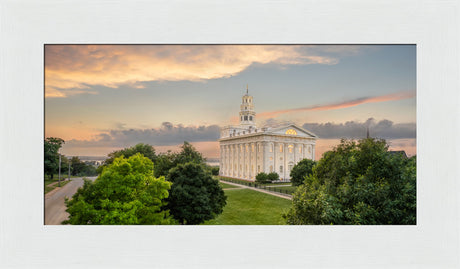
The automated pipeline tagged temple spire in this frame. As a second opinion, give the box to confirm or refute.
[366,126,370,138]
[246,84,248,95]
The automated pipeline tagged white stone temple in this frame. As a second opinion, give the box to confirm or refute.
[218,86,318,182]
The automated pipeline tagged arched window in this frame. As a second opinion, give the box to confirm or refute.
[270,144,273,152]
[244,116,248,121]
[251,144,254,152]
[288,145,293,153]
[285,129,297,135]
[257,165,260,173]
[279,144,283,153]
[269,165,273,172]
[299,147,302,154]
[279,166,283,173]
[249,116,253,121]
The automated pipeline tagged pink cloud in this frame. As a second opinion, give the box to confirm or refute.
[257,90,416,118]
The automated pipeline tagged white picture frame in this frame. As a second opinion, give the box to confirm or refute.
[1,0,459,268]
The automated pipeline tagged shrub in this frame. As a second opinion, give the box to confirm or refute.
[255,172,269,184]
[267,172,279,183]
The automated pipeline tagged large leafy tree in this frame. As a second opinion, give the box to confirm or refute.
[44,137,65,179]
[104,143,157,166]
[63,154,173,225]
[97,143,157,174]
[285,138,416,225]
[154,141,206,177]
[166,162,226,224]
[289,158,316,186]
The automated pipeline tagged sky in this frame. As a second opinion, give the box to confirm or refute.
[44,45,416,159]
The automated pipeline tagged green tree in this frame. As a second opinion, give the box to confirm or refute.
[166,162,226,224]
[255,172,269,184]
[267,172,279,183]
[210,166,219,176]
[44,137,65,179]
[154,141,206,177]
[289,158,316,186]
[70,156,86,176]
[63,154,173,225]
[285,138,416,225]
[69,156,98,176]
[102,143,157,166]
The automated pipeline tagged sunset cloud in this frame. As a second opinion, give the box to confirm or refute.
[257,90,416,118]
[63,122,220,149]
[45,45,344,98]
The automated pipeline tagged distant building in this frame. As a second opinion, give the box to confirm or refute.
[218,87,317,182]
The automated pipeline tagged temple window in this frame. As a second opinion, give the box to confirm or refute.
[279,144,283,153]
[280,166,283,173]
[288,145,293,153]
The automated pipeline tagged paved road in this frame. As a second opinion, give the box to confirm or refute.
[44,176,97,225]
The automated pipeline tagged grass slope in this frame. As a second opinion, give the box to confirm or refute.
[204,189,292,225]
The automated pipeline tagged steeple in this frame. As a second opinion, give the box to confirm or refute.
[239,85,256,127]
[366,126,370,138]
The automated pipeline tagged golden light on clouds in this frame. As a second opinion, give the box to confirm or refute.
[257,90,416,118]
[45,45,339,98]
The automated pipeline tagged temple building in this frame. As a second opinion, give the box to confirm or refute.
[218,87,318,182]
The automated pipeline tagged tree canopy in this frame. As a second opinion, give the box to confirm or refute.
[255,172,269,184]
[166,162,226,224]
[104,143,157,166]
[70,156,98,176]
[64,154,173,225]
[289,158,316,186]
[154,141,206,177]
[285,138,416,225]
[44,137,65,179]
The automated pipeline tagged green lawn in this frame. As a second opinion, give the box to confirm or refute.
[264,185,298,194]
[44,179,70,194]
[203,188,292,225]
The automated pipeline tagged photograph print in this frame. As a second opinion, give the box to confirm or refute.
[44,44,416,225]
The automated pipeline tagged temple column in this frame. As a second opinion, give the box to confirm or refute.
[312,143,316,161]
[284,142,287,181]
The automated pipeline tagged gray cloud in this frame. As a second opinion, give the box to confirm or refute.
[302,118,416,139]
[66,122,220,148]
[64,118,415,152]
